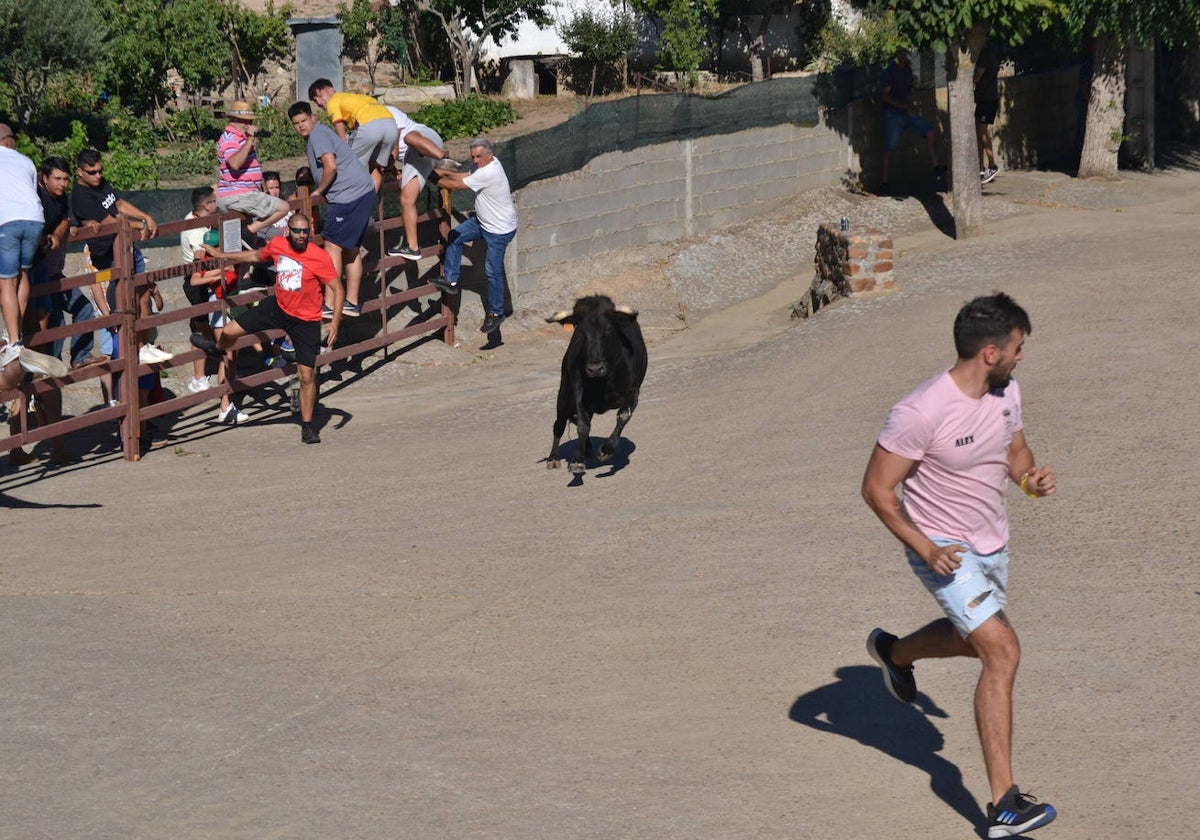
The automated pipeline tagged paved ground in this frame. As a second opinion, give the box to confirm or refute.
[2,162,1197,839]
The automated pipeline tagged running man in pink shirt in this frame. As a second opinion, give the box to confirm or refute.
[860,293,1058,839]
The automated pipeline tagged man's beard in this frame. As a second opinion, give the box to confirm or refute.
[289,236,308,252]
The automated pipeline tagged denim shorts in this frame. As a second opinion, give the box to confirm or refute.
[883,110,933,152]
[906,537,1009,637]
[0,219,44,278]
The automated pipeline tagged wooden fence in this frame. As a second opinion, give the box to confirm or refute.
[1,180,456,461]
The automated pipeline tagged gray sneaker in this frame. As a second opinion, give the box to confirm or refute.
[867,628,917,703]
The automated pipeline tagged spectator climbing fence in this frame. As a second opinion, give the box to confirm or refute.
[1,180,456,462]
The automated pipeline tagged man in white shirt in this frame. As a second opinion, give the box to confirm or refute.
[0,123,47,369]
[426,136,518,335]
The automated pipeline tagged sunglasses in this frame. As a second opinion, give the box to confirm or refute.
[80,166,103,175]
[289,227,311,234]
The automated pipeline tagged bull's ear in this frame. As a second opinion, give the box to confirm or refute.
[545,310,574,324]
[614,305,639,319]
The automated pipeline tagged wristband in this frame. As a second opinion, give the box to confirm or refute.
[1019,472,1039,499]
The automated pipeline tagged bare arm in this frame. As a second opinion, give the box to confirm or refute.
[114,198,157,239]
[225,130,257,173]
[311,152,337,199]
[861,444,966,575]
[1007,429,1056,497]
[433,170,469,191]
[200,244,265,265]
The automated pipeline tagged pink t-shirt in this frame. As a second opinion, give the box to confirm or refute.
[878,371,1024,554]
[217,124,263,196]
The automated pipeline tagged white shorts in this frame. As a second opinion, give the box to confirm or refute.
[401,126,444,190]
[906,537,1009,637]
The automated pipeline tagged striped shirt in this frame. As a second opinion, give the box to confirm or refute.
[216,124,262,196]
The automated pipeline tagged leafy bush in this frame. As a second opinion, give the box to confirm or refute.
[157,143,217,182]
[253,103,308,160]
[160,106,221,143]
[808,9,906,73]
[412,95,517,141]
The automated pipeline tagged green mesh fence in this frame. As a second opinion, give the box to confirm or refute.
[496,76,825,192]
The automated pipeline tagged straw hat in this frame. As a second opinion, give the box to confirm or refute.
[225,100,257,120]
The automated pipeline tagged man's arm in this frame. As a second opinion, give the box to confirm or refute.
[1007,430,1055,497]
[200,244,265,264]
[861,443,965,575]
[432,169,469,191]
[224,129,258,172]
[114,198,157,239]
[311,152,338,199]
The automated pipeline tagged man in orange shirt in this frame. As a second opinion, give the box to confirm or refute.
[190,213,344,444]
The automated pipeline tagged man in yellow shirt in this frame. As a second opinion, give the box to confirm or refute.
[308,79,397,191]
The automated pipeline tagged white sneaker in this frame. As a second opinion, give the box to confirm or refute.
[17,345,69,378]
[187,376,212,393]
[139,344,175,364]
[217,404,250,424]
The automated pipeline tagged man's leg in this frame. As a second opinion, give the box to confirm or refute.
[324,241,344,311]
[443,216,480,284]
[480,228,515,316]
[63,286,96,365]
[1,276,20,345]
[297,363,317,424]
[965,612,1020,806]
[343,246,363,307]
[400,177,424,252]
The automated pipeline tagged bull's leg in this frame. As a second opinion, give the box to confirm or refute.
[599,396,638,462]
[547,412,569,469]
[570,410,592,475]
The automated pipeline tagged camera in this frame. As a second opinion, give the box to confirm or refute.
[253,129,273,139]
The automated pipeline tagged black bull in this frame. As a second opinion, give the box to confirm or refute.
[546,295,648,473]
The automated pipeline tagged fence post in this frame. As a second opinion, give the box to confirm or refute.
[439,186,455,346]
[113,220,143,459]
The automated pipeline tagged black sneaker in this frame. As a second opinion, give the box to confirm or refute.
[866,628,917,703]
[387,243,422,260]
[301,425,321,445]
[987,786,1056,838]
[981,166,999,185]
[428,275,460,295]
[480,312,506,334]
[189,332,223,360]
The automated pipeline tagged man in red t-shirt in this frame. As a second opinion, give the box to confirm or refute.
[190,213,343,444]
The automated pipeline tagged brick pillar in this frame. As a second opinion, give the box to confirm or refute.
[796,223,896,319]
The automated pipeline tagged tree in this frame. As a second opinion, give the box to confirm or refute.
[402,0,554,96]
[873,0,1054,238]
[719,0,808,81]
[339,0,409,91]
[1064,0,1200,179]
[0,0,107,127]
[164,0,233,99]
[225,0,294,101]
[630,0,720,84]
[558,5,638,97]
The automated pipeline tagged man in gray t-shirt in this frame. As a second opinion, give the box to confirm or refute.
[287,101,377,319]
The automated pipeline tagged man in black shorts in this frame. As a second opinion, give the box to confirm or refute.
[190,213,343,444]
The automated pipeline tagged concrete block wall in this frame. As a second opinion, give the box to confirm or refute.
[511,118,846,300]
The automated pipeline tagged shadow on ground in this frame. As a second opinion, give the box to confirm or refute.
[789,665,987,836]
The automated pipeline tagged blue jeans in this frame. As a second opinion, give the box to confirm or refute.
[442,216,515,316]
[30,260,97,365]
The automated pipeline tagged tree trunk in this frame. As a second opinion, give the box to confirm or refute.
[1078,33,1126,180]
[948,27,987,239]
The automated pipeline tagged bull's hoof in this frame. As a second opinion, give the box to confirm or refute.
[597,447,613,463]
[547,459,560,469]
[568,461,586,476]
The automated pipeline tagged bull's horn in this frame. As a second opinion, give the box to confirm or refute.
[614,305,638,316]
[546,309,573,323]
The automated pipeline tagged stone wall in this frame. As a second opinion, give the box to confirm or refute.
[510,118,847,299]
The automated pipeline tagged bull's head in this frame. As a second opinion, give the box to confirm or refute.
[546,295,639,379]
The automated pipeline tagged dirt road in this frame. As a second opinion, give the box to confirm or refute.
[2,164,1196,839]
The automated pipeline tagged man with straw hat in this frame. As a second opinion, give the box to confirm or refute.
[215,100,290,239]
